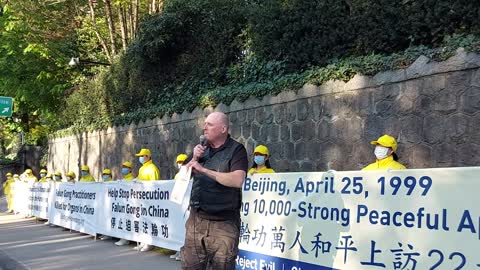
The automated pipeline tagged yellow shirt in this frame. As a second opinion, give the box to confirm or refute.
[123,173,135,181]
[138,160,160,181]
[248,167,276,175]
[3,178,14,194]
[79,174,96,182]
[362,156,407,171]
[39,177,48,182]
[24,176,38,183]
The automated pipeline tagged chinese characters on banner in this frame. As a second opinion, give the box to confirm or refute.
[238,168,480,270]
[98,180,191,251]
[8,168,480,269]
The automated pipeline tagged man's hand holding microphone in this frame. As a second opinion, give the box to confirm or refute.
[187,135,208,174]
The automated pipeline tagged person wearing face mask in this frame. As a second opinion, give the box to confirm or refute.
[114,162,136,247]
[39,169,48,182]
[114,163,134,247]
[362,134,406,171]
[54,171,63,182]
[101,168,113,182]
[135,148,160,181]
[100,168,115,240]
[133,148,160,252]
[66,171,76,182]
[45,174,53,182]
[120,161,135,181]
[79,165,96,182]
[173,154,188,181]
[168,153,189,261]
[248,145,275,175]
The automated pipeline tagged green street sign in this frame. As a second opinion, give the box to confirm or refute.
[0,96,13,117]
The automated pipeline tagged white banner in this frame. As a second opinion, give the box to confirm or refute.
[97,180,191,250]
[28,182,53,219]
[170,167,192,205]
[8,167,480,268]
[48,182,101,235]
[10,181,31,217]
[237,168,480,270]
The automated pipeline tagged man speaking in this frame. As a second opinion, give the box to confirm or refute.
[183,112,248,270]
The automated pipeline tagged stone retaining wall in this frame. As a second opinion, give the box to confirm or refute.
[48,49,480,180]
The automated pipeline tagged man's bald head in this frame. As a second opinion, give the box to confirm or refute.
[207,112,229,130]
[204,112,230,146]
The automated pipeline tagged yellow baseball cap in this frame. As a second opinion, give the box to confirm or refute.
[66,171,76,178]
[6,172,12,177]
[122,161,132,168]
[40,169,47,173]
[25,169,33,174]
[54,171,62,177]
[370,134,398,152]
[176,154,188,163]
[135,148,151,157]
[254,145,269,156]
[81,165,89,171]
[102,169,112,175]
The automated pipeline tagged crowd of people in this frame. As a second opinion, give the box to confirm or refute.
[1,111,406,270]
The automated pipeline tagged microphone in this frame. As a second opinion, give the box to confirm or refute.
[195,135,208,162]
[199,135,207,146]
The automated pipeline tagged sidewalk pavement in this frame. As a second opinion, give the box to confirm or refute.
[0,197,182,270]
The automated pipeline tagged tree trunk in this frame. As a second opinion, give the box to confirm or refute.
[119,6,128,50]
[133,0,138,35]
[152,0,157,13]
[158,0,164,13]
[88,0,111,61]
[128,2,134,39]
[103,0,117,55]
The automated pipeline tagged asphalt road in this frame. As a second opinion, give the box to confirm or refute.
[0,197,182,270]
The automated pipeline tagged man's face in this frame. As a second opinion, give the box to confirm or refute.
[203,114,224,142]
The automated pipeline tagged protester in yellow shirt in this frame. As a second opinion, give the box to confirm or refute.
[66,171,76,182]
[173,153,188,181]
[23,169,38,183]
[101,168,113,182]
[362,134,407,171]
[3,172,14,213]
[114,162,135,247]
[169,153,189,260]
[54,171,63,182]
[135,148,160,181]
[248,145,275,175]
[120,161,135,181]
[133,148,160,252]
[39,169,48,182]
[99,168,115,240]
[79,165,96,182]
[98,168,115,240]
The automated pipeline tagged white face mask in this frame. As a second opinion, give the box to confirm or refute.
[374,146,390,160]
[177,163,183,169]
